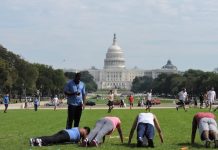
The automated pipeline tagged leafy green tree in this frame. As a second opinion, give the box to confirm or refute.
[131,76,153,93]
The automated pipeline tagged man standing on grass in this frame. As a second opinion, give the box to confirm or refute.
[191,112,218,148]
[64,72,86,129]
[128,112,163,148]
[107,90,114,113]
[145,89,152,112]
[176,88,188,112]
[33,95,39,111]
[3,93,9,113]
[207,87,216,112]
[53,95,59,111]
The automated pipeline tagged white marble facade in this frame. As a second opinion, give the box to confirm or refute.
[87,34,178,90]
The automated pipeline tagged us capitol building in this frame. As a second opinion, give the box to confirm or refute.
[67,34,178,90]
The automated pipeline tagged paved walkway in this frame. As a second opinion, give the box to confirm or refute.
[0,101,183,110]
[0,101,216,110]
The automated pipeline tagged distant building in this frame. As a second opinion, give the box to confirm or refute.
[66,34,178,90]
[214,68,218,73]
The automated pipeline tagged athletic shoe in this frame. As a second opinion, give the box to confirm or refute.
[205,140,211,148]
[148,139,154,148]
[36,138,42,147]
[29,138,35,147]
[81,138,88,147]
[214,139,218,148]
[89,139,98,147]
[137,137,143,147]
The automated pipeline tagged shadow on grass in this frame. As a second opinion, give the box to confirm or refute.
[111,143,150,148]
[111,143,135,147]
[177,142,205,149]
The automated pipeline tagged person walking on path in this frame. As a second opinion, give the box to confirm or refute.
[53,95,59,111]
[199,92,204,109]
[3,93,9,113]
[145,89,152,112]
[128,112,163,148]
[107,90,114,113]
[129,94,134,109]
[64,72,86,129]
[33,95,39,111]
[207,87,216,112]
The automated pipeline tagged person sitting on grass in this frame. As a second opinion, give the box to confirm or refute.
[29,127,90,147]
[191,112,218,148]
[128,112,163,148]
[81,116,123,147]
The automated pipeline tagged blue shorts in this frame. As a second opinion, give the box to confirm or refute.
[137,123,155,140]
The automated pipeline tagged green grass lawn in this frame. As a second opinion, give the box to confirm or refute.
[0,108,217,150]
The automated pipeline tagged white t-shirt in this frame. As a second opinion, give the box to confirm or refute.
[108,93,114,101]
[147,92,152,101]
[53,97,59,104]
[207,90,216,101]
[178,91,187,101]
[137,113,154,126]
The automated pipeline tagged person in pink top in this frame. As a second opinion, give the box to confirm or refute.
[81,116,123,147]
[129,94,134,110]
[191,112,218,148]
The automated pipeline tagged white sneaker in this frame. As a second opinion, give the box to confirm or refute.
[36,138,42,147]
[29,138,35,147]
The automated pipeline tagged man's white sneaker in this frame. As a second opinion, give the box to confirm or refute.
[29,138,35,147]
[36,138,42,147]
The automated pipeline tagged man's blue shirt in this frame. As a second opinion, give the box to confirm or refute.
[65,127,80,142]
[3,96,9,104]
[64,80,85,106]
[34,98,39,105]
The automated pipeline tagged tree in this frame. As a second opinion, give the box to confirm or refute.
[131,76,153,93]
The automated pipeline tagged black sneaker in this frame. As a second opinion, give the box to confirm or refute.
[214,140,218,148]
[137,137,143,147]
[148,139,154,148]
[205,140,211,148]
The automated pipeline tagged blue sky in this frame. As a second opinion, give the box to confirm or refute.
[1,0,218,71]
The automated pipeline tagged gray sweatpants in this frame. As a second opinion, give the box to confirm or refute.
[87,118,114,144]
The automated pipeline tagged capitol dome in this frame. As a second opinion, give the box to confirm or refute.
[162,60,177,70]
[104,34,125,69]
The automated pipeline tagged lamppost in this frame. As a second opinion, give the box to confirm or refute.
[39,85,43,105]
[22,83,26,102]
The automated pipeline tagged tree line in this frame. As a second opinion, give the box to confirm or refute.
[131,69,218,97]
[0,45,97,99]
